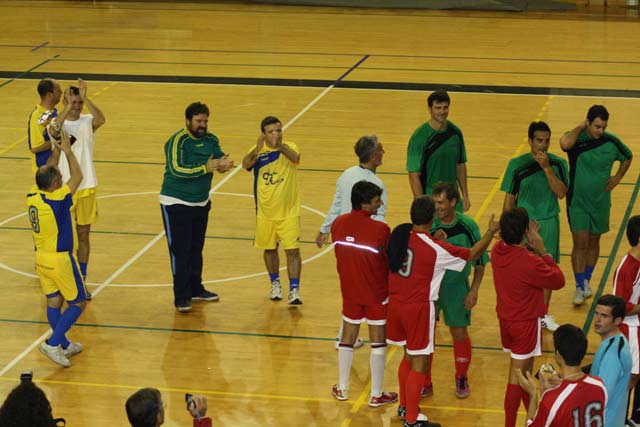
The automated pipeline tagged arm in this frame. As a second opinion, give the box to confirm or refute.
[242,135,264,170]
[47,90,74,141]
[188,395,212,427]
[317,180,344,246]
[468,215,499,261]
[516,369,540,425]
[533,153,568,198]
[277,142,300,164]
[503,193,516,212]
[560,122,587,151]
[527,222,565,290]
[464,264,484,310]
[408,172,424,198]
[456,163,471,211]
[58,131,83,193]
[606,158,632,192]
[77,80,106,131]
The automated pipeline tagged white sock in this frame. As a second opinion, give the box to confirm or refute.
[338,346,354,390]
[370,343,387,397]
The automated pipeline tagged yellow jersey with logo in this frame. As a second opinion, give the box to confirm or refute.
[248,141,300,220]
[28,104,57,173]
[26,184,77,253]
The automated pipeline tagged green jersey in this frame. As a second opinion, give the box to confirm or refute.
[500,152,569,220]
[431,212,488,285]
[160,129,225,203]
[406,120,467,196]
[564,130,632,211]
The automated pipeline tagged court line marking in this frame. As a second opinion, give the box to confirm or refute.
[0,136,26,155]
[0,54,59,88]
[0,55,369,377]
[582,171,640,333]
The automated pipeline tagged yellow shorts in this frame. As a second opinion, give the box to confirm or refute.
[35,251,88,303]
[72,188,98,226]
[254,216,300,250]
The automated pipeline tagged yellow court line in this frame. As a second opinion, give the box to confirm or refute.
[0,136,26,155]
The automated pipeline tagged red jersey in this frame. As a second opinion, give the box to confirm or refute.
[331,209,391,304]
[613,253,640,327]
[491,240,565,321]
[528,375,607,427]
[389,230,469,303]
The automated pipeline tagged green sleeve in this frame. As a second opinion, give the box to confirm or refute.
[406,127,425,172]
[458,130,467,164]
[165,135,207,178]
[500,159,516,194]
[612,135,633,161]
[557,158,570,186]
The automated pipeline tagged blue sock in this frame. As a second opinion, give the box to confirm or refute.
[585,266,595,283]
[574,272,586,290]
[80,262,88,279]
[46,306,61,329]
[290,278,300,291]
[269,273,280,284]
[48,305,82,347]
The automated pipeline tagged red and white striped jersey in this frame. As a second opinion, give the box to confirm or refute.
[613,253,640,327]
[388,230,469,303]
[331,210,391,305]
[528,375,607,427]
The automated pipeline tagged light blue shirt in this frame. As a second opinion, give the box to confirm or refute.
[319,165,387,234]
[591,333,632,427]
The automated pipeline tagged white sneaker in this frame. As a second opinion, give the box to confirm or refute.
[270,281,282,301]
[288,288,302,305]
[63,342,83,358]
[541,314,559,331]
[39,341,71,368]
[335,337,366,350]
[584,283,593,298]
[573,288,586,306]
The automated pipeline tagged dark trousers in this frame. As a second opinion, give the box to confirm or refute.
[160,202,210,306]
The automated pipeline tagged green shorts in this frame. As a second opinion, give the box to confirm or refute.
[568,204,609,235]
[436,280,471,327]
[536,216,560,263]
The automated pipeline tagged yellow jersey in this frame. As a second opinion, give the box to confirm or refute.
[249,141,300,220]
[26,184,77,253]
[28,104,56,173]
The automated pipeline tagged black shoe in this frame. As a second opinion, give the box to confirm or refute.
[192,290,219,301]
[176,301,192,312]
[85,291,92,300]
[397,406,406,418]
[403,418,441,427]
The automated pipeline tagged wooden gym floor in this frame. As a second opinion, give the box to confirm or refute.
[0,1,639,425]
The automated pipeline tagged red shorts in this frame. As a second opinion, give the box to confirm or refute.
[342,299,387,326]
[499,317,542,359]
[620,323,640,374]
[386,300,436,356]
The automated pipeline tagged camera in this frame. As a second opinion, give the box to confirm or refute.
[20,371,33,384]
[185,393,194,411]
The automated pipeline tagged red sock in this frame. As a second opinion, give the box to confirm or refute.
[398,357,411,406]
[453,337,472,377]
[424,352,433,387]
[504,383,525,427]
[406,370,426,423]
[522,389,530,411]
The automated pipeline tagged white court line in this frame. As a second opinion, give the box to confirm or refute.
[0,78,339,376]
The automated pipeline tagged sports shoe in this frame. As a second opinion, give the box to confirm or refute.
[288,288,302,305]
[39,341,70,368]
[398,405,407,418]
[335,337,365,350]
[627,419,640,427]
[332,384,348,401]
[420,384,433,398]
[63,342,83,358]
[541,314,559,332]
[270,281,283,301]
[176,301,192,312]
[403,414,441,427]
[369,391,398,407]
[192,290,219,301]
[85,291,92,300]
[455,376,470,399]
[573,288,585,306]
[584,283,593,298]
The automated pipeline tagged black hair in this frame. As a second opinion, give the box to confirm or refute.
[185,102,209,120]
[35,166,60,190]
[432,181,459,204]
[0,381,60,427]
[260,116,281,133]
[627,215,640,247]
[125,388,162,427]
[499,207,529,245]
[528,121,551,140]
[351,181,382,211]
[587,105,609,123]
[68,86,80,96]
[411,196,435,226]
[597,294,627,321]
[354,135,378,164]
[553,324,587,366]
[427,90,450,107]
[37,79,56,99]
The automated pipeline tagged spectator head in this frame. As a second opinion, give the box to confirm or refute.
[125,388,164,427]
[553,324,588,367]
[499,207,529,245]
[185,102,209,138]
[0,380,63,427]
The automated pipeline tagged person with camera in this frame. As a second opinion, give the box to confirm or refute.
[125,388,211,427]
[0,372,66,427]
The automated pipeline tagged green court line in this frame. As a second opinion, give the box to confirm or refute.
[582,172,640,334]
[0,55,59,88]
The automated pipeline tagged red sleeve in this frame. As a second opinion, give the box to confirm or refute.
[613,264,633,301]
[527,254,565,291]
[193,417,212,427]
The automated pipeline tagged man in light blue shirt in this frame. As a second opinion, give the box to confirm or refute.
[315,135,387,349]
[591,294,632,427]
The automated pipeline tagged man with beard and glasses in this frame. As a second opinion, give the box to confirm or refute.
[160,102,234,312]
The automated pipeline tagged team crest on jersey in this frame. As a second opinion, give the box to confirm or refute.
[37,110,55,125]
